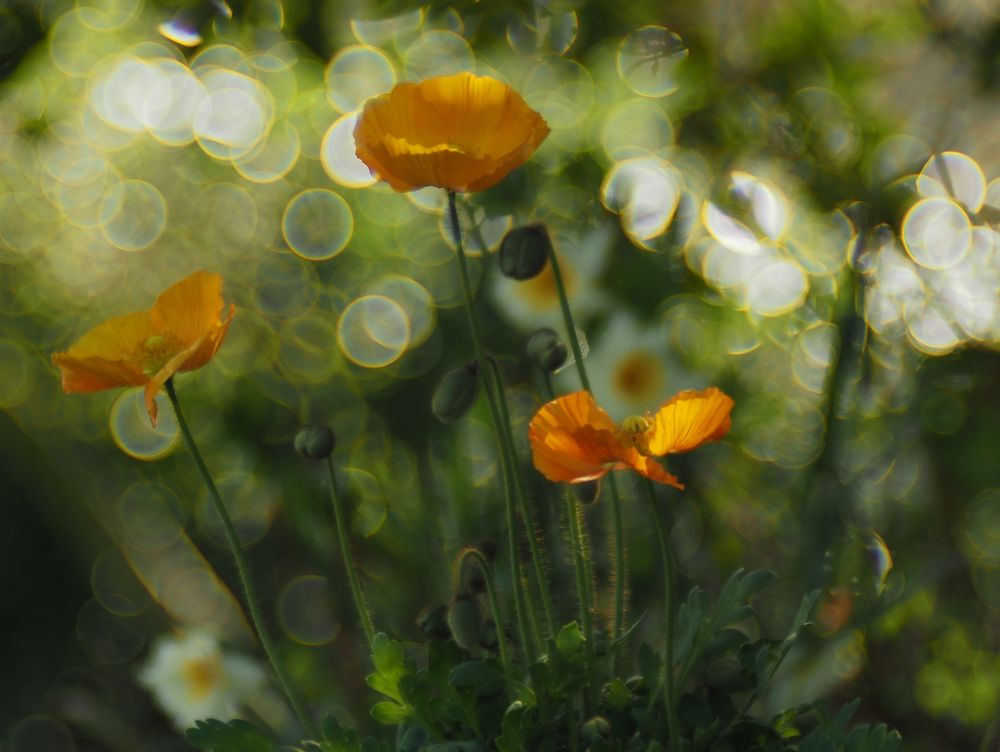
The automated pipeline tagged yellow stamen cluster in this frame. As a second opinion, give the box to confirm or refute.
[620,414,653,455]
[132,333,183,376]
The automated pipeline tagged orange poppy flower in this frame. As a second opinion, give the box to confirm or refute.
[52,271,235,426]
[354,72,550,193]
[529,388,734,488]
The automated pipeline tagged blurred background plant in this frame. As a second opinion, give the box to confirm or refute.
[0,0,998,750]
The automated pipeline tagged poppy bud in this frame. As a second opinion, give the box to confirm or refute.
[581,716,610,743]
[416,604,451,641]
[706,655,742,691]
[499,224,552,280]
[431,362,479,423]
[294,425,335,460]
[526,328,568,374]
[447,596,483,651]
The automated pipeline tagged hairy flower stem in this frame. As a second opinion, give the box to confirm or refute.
[457,548,513,679]
[642,479,679,751]
[484,355,557,639]
[447,190,536,659]
[164,379,317,739]
[325,457,376,652]
[548,249,628,671]
[564,490,597,714]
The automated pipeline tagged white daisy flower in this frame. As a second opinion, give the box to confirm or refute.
[557,311,701,422]
[138,630,266,731]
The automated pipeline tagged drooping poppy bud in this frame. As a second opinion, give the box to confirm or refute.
[431,362,479,423]
[447,596,483,651]
[499,224,552,280]
[526,328,568,374]
[294,425,336,460]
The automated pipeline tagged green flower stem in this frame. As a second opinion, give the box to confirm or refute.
[642,479,679,751]
[457,548,513,680]
[564,490,597,714]
[164,379,317,739]
[447,190,534,659]
[484,354,557,640]
[538,372,597,715]
[325,456,376,652]
[548,249,628,671]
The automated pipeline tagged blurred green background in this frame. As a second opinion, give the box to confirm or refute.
[1,0,999,749]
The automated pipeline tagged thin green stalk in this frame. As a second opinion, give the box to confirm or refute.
[564,490,596,714]
[484,354,557,640]
[325,457,376,652]
[447,190,534,659]
[457,548,513,679]
[641,479,679,751]
[164,379,317,739]
[548,249,628,671]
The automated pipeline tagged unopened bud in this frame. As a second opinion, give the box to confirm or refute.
[431,362,479,423]
[294,425,335,460]
[447,596,483,651]
[526,328,568,374]
[581,716,611,743]
[499,224,551,280]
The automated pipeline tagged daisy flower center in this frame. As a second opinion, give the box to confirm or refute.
[180,654,222,700]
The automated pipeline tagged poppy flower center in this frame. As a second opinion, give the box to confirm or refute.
[620,414,653,455]
[180,654,222,700]
[131,333,185,376]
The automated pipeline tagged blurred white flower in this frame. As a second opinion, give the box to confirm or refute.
[557,311,701,422]
[138,630,266,731]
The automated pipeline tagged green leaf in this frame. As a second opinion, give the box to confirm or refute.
[448,660,505,696]
[186,719,276,752]
[605,678,631,711]
[371,701,412,725]
[495,700,531,752]
[367,633,410,704]
[318,717,361,752]
[704,628,749,657]
[555,621,584,657]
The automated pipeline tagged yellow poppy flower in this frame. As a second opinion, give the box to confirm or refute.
[354,72,550,193]
[52,271,235,426]
[529,388,733,488]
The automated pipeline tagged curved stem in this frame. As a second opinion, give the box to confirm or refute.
[164,379,317,739]
[484,354,557,640]
[641,479,679,751]
[325,457,376,652]
[457,548,513,679]
[447,190,534,659]
[548,249,628,671]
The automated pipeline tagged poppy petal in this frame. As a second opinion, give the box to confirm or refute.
[144,336,208,426]
[57,310,157,362]
[51,353,148,393]
[150,271,228,346]
[179,304,236,372]
[619,449,684,489]
[646,387,734,456]
[354,72,548,193]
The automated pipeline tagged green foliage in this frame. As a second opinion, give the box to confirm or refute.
[187,574,897,752]
[186,719,284,752]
